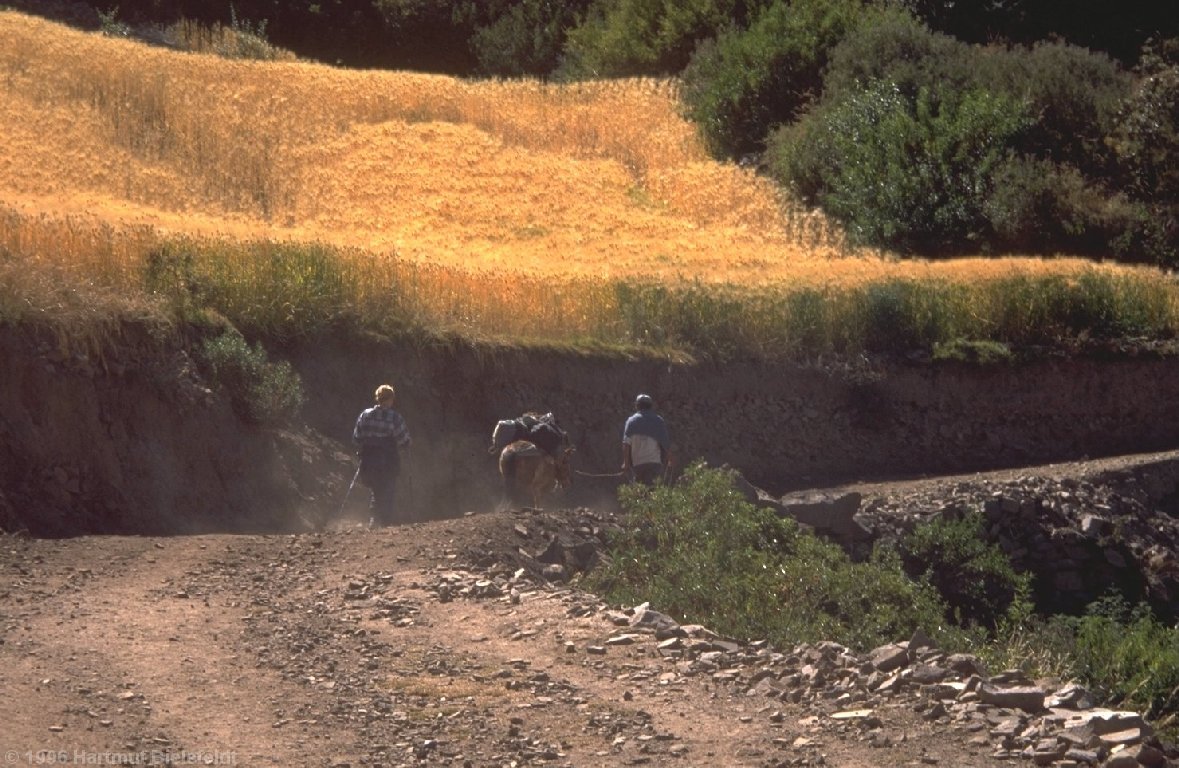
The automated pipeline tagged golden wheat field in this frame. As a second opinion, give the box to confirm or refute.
[0,7,1173,319]
[0,9,846,284]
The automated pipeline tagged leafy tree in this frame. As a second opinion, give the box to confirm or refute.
[1108,39,1179,265]
[471,0,591,76]
[769,81,1031,254]
[679,0,870,158]
[560,0,769,79]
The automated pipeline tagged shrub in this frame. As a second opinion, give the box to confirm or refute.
[589,462,952,650]
[195,330,305,426]
[97,6,131,38]
[679,0,869,158]
[777,18,1140,259]
[471,0,589,77]
[896,510,1031,630]
[1108,42,1179,266]
[822,6,971,104]
[1000,597,1179,740]
[560,0,761,79]
[983,156,1116,255]
[1068,598,1179,736]
[769,81,1031,254]
[977,41,1129,175]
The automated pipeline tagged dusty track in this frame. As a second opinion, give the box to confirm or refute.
[0,505,1027,768]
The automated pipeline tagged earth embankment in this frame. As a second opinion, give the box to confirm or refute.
[6,324,1179,536]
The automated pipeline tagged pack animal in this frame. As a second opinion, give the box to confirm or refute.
[498,441,574,508]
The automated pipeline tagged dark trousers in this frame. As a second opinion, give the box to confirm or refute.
[358,445,400,527]
[368,475,398,527]
[631,463,663,486]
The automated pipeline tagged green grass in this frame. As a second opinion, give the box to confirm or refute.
[986,597,1179,742]
[8,224,1179,362]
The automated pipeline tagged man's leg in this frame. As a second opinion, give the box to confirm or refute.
[633,463,662,486]
[371,475,398,527]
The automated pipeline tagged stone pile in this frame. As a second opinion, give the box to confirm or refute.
[731,464,1179,621]
[852,473,1179,620]
[595,605,1177,768]
[427,533,1177,768]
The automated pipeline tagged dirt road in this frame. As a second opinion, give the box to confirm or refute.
[0,504,1034,768]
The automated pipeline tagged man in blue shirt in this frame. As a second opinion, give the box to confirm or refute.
[621,394,671,485]
[353,384,412,528]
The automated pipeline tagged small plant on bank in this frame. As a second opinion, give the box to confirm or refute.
[97,6,130,37]
[194,329,304,426]
[589,462,952,650]
[932,339,1014,364]
[896,510,1032,630]
[1066,597,1179,739]
[990,596,1179,741]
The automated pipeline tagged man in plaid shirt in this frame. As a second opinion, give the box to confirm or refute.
[353,384,412,528]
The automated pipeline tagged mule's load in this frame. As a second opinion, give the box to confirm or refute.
[488,412,567,456]
[489,411,574,508]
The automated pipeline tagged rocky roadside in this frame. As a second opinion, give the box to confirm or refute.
[738,452,1179,622]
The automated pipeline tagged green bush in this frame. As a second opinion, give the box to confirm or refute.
[897,510,1031,630]
[770,81,1030,253]
[589,462,951,650]
[1108,42,1179,266]
[195,330,305,425]
[560,0,761,79]
[770,15,1147,259]
[471,0,590,76]
[978,42,1128,175]
[821,6,971,104]
[679,0,868,158]
[983,156,1118,255]
[1069,598,1179,735]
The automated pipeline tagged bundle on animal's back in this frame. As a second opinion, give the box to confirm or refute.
[488,412,567,455]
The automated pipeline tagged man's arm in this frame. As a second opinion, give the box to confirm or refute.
[392,411,411,450]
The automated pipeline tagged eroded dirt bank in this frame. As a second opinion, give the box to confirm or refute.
[291,337,1179,497]
[0,324,347,536]
[6,323,1179,535]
